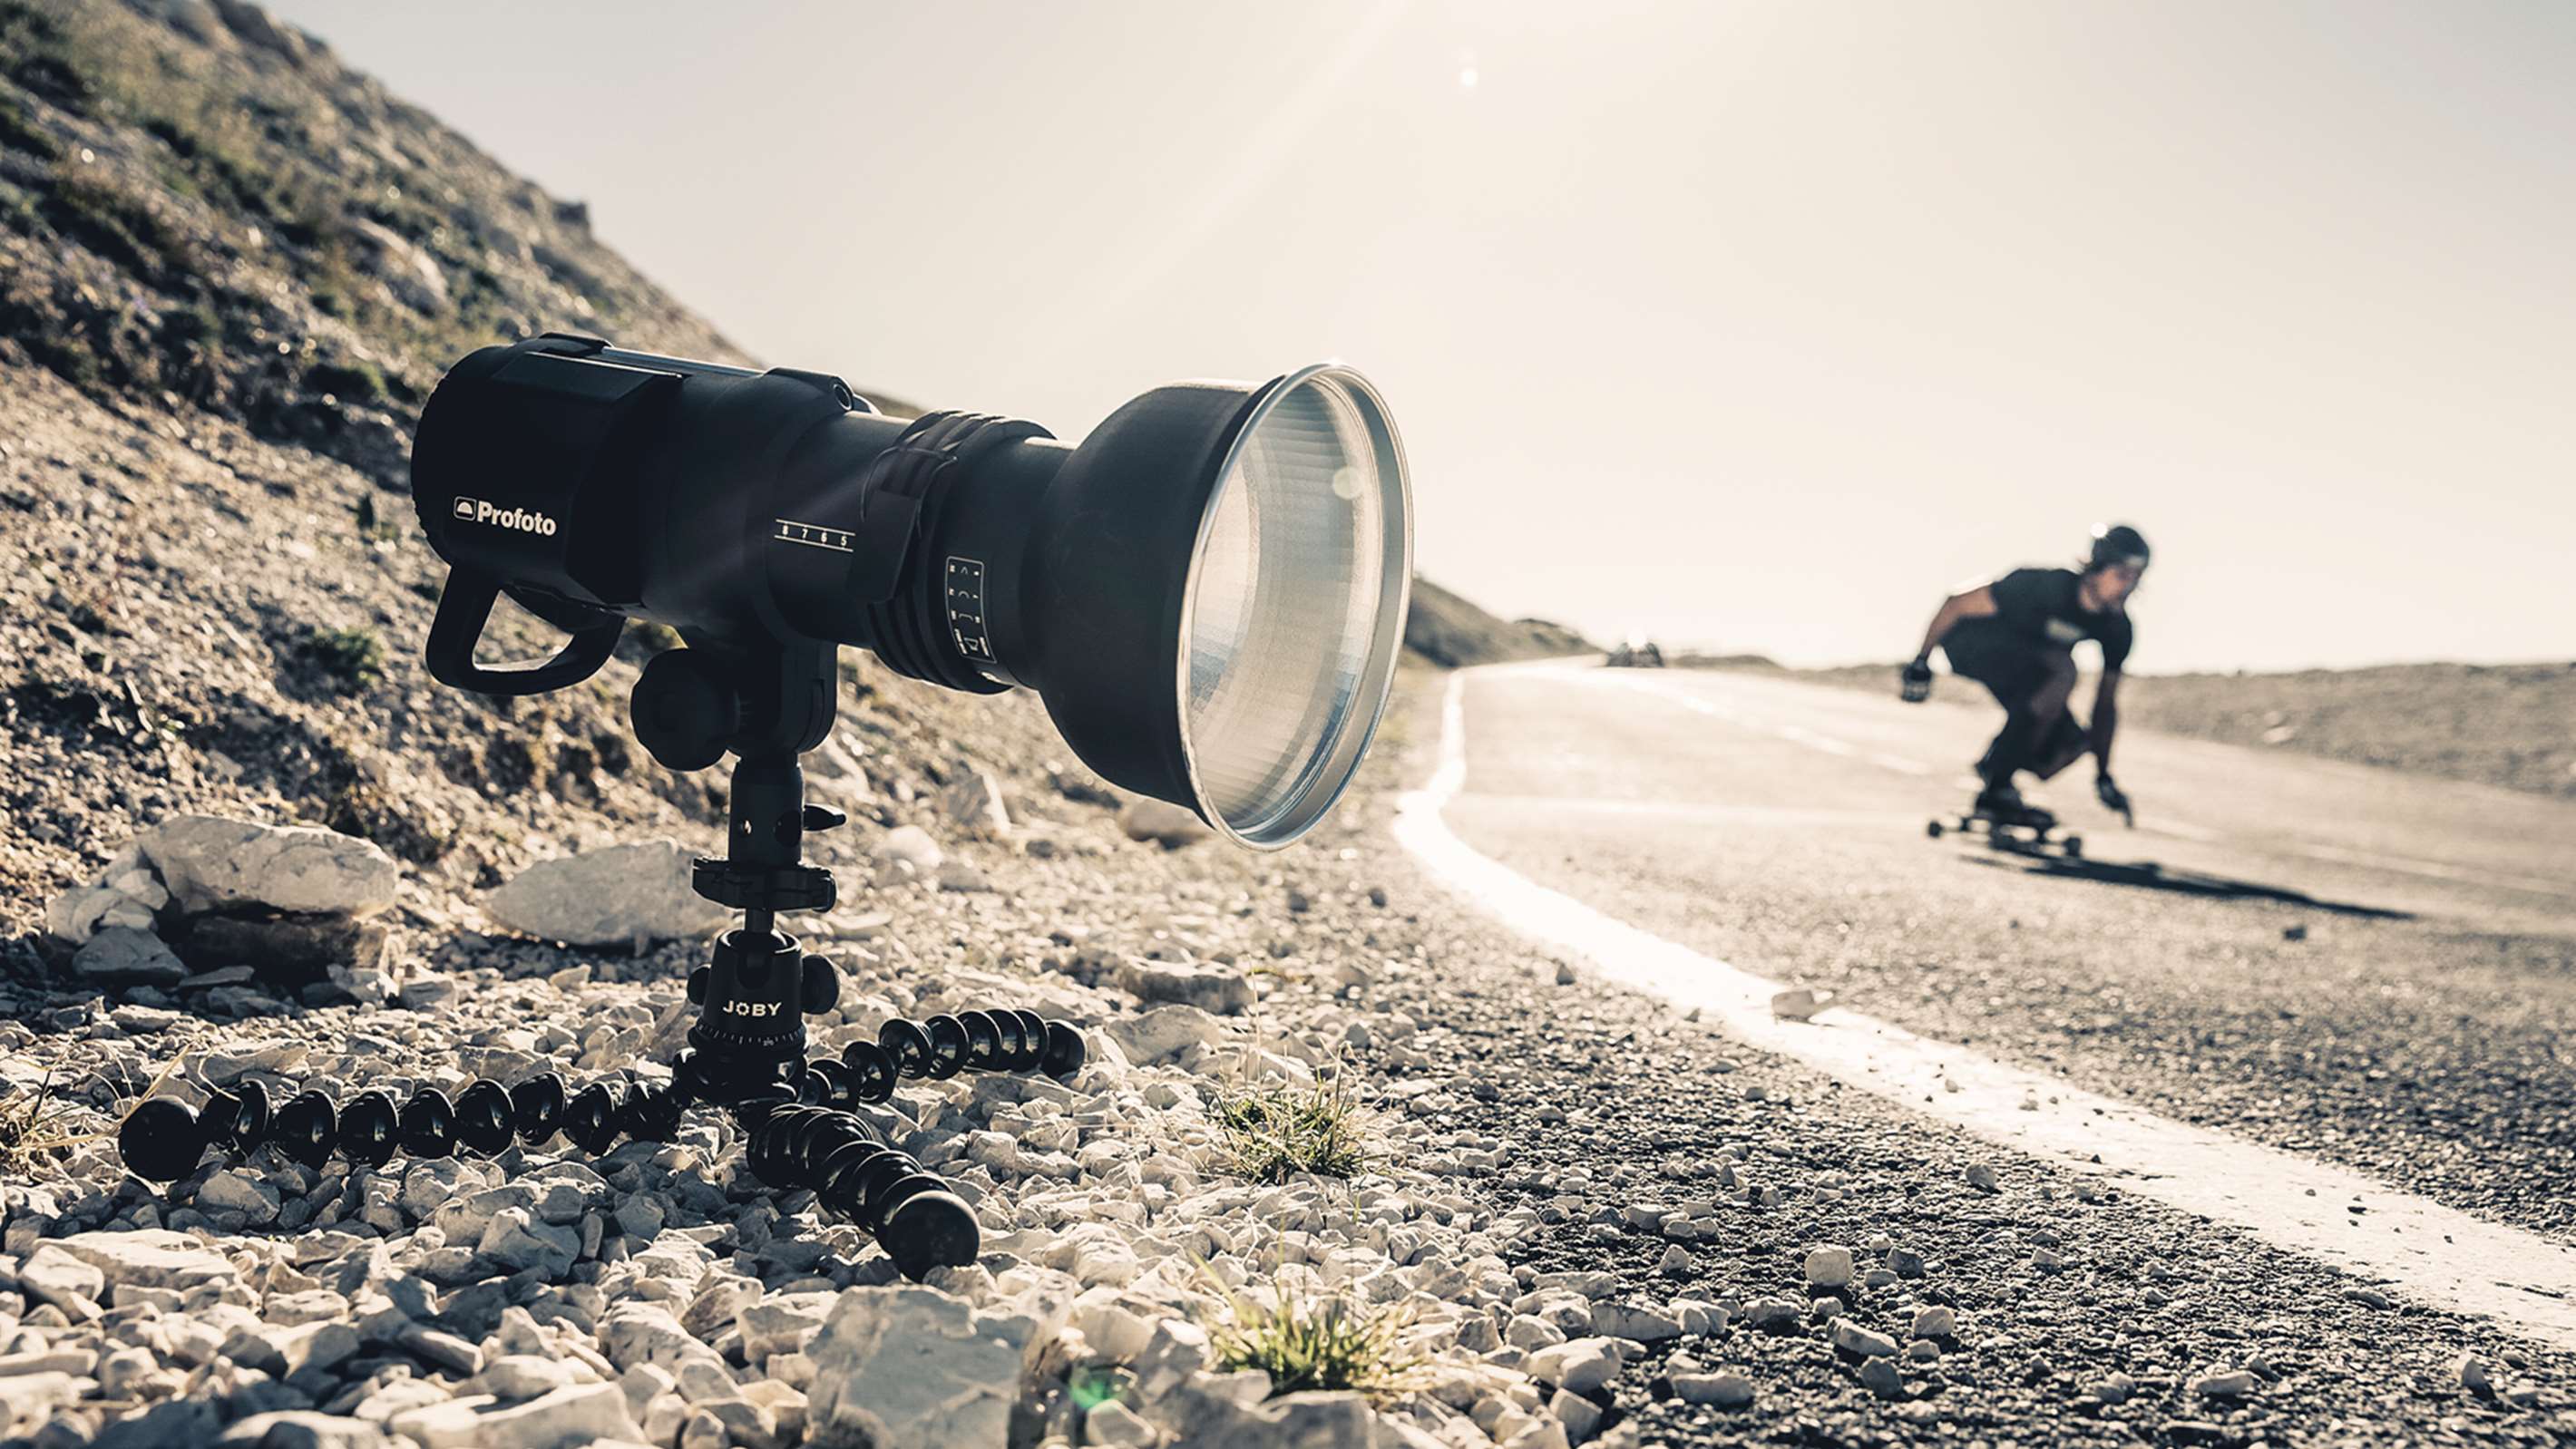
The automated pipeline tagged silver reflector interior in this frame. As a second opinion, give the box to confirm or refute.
[1180,365,1412,848]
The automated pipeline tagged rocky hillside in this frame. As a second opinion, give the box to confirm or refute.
[0,0,1529,948]
[0,10,1620,1447]
[0,0,776,940]
[1404,578,1592,669]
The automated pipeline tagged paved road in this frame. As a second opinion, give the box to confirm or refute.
[1440,662,2576,1242]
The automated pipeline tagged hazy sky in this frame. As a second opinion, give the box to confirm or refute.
[268,0,2573,672]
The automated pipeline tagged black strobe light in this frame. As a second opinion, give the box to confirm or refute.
[409,333,1414,848]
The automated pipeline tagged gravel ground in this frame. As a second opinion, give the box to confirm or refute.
[4,665,2574,1447]
[1350,672,2576,1448]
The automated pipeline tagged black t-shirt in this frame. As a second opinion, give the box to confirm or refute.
[1962,567,2133,670]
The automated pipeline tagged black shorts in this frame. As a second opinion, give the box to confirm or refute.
[1940,623,2067,706]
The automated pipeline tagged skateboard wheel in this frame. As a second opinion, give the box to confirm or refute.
[1926,821,1944,839]
[2063,836,2083,858]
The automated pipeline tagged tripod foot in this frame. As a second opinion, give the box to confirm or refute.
[880,1187,981,1280]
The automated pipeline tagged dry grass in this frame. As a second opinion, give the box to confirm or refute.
[1194,1271,1426,1402]
[0,1069,106,1176]
[1212,1067,1378,1185]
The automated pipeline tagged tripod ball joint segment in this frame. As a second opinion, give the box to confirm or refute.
[112,1064,980,1279]
[743,1105,979,1280]
[114,997,1088,1184]
[114,1071,663,1182]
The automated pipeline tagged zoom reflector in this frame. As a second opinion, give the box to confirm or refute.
[1182,367,1409,846]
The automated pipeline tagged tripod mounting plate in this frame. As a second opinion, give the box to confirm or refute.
[692,858,836,914]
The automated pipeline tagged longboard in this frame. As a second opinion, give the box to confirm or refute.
[1927,812,2083,859]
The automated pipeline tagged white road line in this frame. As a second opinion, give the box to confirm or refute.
[1398,669,2576,1348]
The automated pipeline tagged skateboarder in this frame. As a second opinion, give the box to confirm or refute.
[1898,524,2147,828]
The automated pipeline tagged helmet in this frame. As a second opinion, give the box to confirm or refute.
[2087,522,2151,571]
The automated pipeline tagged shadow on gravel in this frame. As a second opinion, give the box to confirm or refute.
[1964,852,2415,919]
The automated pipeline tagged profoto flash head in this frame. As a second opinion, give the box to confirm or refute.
[409,334,1414,850]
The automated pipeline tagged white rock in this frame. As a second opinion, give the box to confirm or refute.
[1103,1006,1224,1065]
[1670,1371,1754,1406]
[1085,1399,1157,1447]
[874,827,944,874]
[73,927,187,986]
[484,841,727,948]
[1911,1306,1956,1339]
[1831,1320,1898,1358]
[1803,1246,1853,1289]
[1525,1337,1622,1396]
[1117,958,1254,1016]
[1117,798,1212,848]
[1508,1315,1566,1349]
[44,885,127,944]
[1550,1386,1604,1442]
[599,1302,737,1399]
[481,1209,580,1277]
[1741,1298,1800,1330]
[805,1286,1037,1449]
[0,1374,83,1428]
[140,815,400,917]
[182,1167,273,1226]
[18,1245,104,1315]
[55,1230,238,1291]
[349,218,452,315]
[1669,1298,1726,1337]
[483,1355,575,1400]
[737,1291,838,1360]
[940,767,1012,839]
[1247,1392,1375,1447]
[1769,987,1830,1022]
[390,1383,639,1449]
[740,1379,809,1444]
[937,860,993,893]
[1589,1303,1681,1343]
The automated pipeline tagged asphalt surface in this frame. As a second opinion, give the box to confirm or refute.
[1439,663,2576,1244]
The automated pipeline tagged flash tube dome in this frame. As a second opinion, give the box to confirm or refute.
[409,335,1414,851]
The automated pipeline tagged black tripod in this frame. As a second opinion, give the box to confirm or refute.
[117,641,1085,1280]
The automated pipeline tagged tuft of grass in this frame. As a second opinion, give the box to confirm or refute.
[354,493,399,542]
[304,626,386,693]
[0,92,60,160]
[1212,1067,1377,1184]
[44,160,202,286]
[0,1070,104,1177]
[307,358,390,409]
[1195,1273,1425,1402]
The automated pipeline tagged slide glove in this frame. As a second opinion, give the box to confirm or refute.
[2096,773,2134,827]
[1898,656,1934,704]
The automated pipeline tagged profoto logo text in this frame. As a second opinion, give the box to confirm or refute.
[450,496,560,537]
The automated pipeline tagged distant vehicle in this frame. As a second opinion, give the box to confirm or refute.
[1606,640,1665,668]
